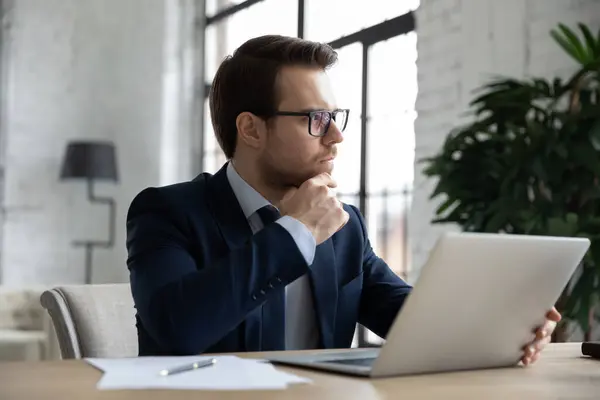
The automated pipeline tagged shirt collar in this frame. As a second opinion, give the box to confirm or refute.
[226,161,270,219]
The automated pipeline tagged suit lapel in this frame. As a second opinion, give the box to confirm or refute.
[204,163,262,350]
[309,238,338,349]
[205,163,253,249]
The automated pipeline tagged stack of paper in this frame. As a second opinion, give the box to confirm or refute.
[86,355,312,390]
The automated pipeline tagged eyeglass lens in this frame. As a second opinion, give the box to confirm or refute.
[310,110,348,136]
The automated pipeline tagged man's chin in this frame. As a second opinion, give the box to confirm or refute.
[318,160,335,174]
[279,163,335,187]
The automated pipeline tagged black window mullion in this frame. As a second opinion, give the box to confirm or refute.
[357,41,370,348]
[297,0,304,38]
[206,0,265,25]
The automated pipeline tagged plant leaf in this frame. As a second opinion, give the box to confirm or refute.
[559,23,589,63]
[566,213,579,225]
[435,197,457,216]
[579,23,598,58]
[551,28,585,64]
[547,216,579,237]
[589,120,600,151]
[563,265,597,334]
[555,144,568,158]
[482,208,506,232]
[572,143,600,174]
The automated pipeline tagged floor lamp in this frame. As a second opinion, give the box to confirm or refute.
[59,141,118,284]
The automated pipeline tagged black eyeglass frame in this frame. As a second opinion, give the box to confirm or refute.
[273,109,350,137]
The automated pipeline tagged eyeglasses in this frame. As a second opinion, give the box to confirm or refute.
[274,109,350,137]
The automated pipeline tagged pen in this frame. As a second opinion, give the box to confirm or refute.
[158,358,217,376]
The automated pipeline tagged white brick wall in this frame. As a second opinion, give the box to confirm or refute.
[411,0,600,277]
[0,0,175,286]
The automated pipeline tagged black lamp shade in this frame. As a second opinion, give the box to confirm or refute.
[60,141,118,181]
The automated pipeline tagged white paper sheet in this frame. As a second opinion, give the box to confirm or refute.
[85,355,312,391]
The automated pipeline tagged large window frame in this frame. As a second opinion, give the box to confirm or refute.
[199,0,416,347]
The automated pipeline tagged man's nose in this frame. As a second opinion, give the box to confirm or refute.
[323,120,344,145]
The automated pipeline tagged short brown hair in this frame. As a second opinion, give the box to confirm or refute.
[209,35,338,159]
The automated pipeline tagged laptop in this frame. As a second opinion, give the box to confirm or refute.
[267,232,590,378]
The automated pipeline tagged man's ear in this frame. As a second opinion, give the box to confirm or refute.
[236,112,265,150]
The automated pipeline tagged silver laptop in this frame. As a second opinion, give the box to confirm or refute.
[267,232,589,378]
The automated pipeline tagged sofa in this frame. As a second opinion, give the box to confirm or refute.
[0,286,60,361]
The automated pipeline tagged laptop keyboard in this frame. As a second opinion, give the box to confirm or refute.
[322,357,377,367]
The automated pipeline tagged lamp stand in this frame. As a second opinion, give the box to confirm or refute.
[72,179,116,284]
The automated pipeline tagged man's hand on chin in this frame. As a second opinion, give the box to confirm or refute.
[521,307,561,366]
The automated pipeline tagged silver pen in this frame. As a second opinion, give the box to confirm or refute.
[158,358,217,376]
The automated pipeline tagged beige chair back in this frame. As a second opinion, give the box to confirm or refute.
[40,284,137,359]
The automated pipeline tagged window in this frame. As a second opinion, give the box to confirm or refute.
[205,0,298,82]
[305,0,419,43]
[205,0,247,17]
[327,43,363,197]
[200,0,418,347]
[366,32,417,282]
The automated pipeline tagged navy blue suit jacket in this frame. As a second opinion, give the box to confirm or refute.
[126,163,413,356]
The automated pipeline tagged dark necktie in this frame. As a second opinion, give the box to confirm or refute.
[254,204,285,350]
[256,205,281,227]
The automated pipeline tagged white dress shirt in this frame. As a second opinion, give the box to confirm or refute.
[226,162,320,350]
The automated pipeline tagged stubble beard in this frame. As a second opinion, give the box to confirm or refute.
[258,155,307,190]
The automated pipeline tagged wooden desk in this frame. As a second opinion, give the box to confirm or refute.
[0,343,598,399]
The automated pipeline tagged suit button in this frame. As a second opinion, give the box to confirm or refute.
[260,289,265,295]
[275,277,282,282]
[252,295,257,300]
[268,283,274,289]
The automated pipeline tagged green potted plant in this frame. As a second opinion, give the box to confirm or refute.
[420,23,600,341]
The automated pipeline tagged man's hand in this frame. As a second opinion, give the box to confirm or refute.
[279,173,349,245]
[521,307,561,366]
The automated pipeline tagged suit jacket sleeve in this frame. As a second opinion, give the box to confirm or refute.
[126,187,309,355]
[349,205,413,338]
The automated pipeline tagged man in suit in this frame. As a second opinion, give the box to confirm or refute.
[126,35,559,364]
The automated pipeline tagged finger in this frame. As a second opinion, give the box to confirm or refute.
[341,209,350,226]
[523,343,536,358]
[529,352,540,364]
[335,210,350,233]
[328,195,342,208]
[521,343,536,366]
[521,343,534,366]
[535,319,557,339]
[533,334,552,352]
[281,187,298,203]
[546,307,561,322]
[309,172,337,188]
[326,185,338,198]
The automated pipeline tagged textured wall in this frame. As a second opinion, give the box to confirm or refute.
[0,0,167,285]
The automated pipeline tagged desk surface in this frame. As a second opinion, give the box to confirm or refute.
[1,343,598,399]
